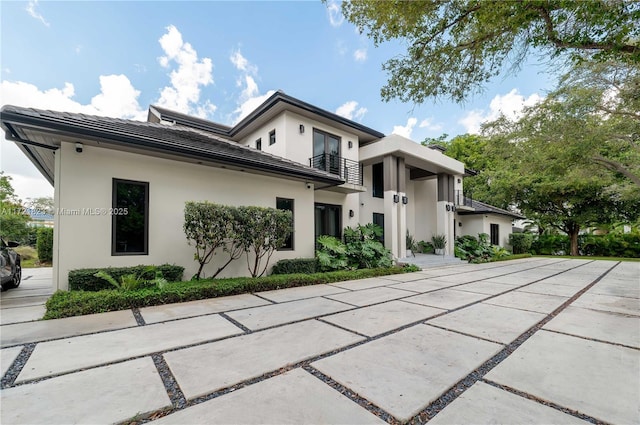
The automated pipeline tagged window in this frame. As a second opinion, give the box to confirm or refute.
[276,198,294,250]
[112,179,149,255]
[373,213,384,243]
[314,203,341,241]
[372,162,384,198]
[490,223,499,246]
[312,129,341,175]
[256,138,262,150]
[269,129,276,145]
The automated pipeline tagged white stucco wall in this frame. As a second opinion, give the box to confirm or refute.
[359,164,384,228]
[457,214,514,248]
[53,142,316,290]
[412,179,438,243]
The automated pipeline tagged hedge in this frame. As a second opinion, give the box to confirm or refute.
[270,258,319,275]
[68,264,184,291]
[46,265,420,319]
[531,233,640,258]
[36,228,54,262]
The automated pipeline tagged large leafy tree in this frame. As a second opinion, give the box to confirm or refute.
[341,0,639,103]
[0,172,30,243]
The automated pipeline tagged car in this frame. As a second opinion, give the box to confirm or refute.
[1,239,21,291]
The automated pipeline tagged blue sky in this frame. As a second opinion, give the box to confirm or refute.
[1,1,556,200]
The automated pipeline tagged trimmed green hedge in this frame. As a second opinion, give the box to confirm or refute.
[531,233,640,257]
[270,258,319,275]
[36,228,53,262]
[46,266,419,319]
[68,264,184,291]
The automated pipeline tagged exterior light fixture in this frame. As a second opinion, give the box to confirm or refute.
[349,209,354,218]
[348,141,353,149]
[299,124,305,134]
[402,196,408,205]
[393,194,400,203]
[446,204,451,211]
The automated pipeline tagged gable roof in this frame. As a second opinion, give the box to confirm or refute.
[459,198,525,219]
[0,105,345,187]
[149,91,385,142]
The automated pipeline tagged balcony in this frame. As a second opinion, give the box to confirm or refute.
[310,154,365,193]
[455,190,475,211]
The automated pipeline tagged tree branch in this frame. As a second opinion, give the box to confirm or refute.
[592,155,640,186]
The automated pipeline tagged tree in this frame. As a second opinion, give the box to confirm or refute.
[0,172,30,243]
[26,197,54,215]
[235,206,292,278]
[341,0,640,103]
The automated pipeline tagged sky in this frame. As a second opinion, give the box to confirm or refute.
[0,1,556,202]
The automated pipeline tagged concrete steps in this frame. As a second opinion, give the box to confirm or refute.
[398,253,466,269]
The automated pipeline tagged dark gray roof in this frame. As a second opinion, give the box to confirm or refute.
[459,198,525,219]
[149,91,385,141]
[0,105,344,186]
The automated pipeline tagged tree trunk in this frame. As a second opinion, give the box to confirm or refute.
[567,222,580,256]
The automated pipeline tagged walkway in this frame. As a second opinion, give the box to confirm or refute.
[0,258,638,424]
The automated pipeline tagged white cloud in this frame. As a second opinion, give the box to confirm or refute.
[392,117,418,139]
[336,40,348,56]
[418,117,443,132]
[26,0,49,27]
[353,48,367,62]
[229,50,274,124]
[327,1,344,27]
[156,25,215,117]
[335,101,367,121]
[459,89,543,134]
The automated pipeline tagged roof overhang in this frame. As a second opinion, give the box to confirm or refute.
[359,134,465,175]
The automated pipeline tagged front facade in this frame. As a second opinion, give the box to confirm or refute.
[2,92,509,290]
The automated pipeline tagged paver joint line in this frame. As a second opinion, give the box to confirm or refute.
[315,318,371,339]
[152,354,187,409]
[132,307,146,326]
[1,343,36,389]
[404,259,620,424]
[219,312,252,333]
[425,323,507,346]
[542,328,640,351]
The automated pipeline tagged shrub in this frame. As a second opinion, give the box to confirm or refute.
[45,265,417,319]
[317,224,392,271]
[455,233,511,263]
[509,233,534,254]
[68,264,184,291]
[580,233,640,258]
[531,234,570,255]
[417,240,435,254]
[270,258,318,275]
[36,227,53,262]
[431,234,447,250]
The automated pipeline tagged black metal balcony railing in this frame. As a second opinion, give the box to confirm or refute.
[455,190,473,207]
[310,153,363,186]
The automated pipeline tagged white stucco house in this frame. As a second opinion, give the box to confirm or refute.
[1,91,522,290]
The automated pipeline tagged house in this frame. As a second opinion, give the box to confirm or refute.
[456,198,525,246]
[1,91,513,291]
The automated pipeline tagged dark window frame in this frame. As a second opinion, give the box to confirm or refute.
[256,138,262,150]
[269,129,276,145]
[490,223,499,246]
[372,162,384,198]
[312,128,342,175]
[314,202,342,242]
[111,178,149,256]
[276,197,294,251]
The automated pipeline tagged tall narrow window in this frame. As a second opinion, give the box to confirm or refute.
[112,179,149,255]
[276,197,294,250]
[490,223,499,246]
[372,162,384,198]
[269,129,276,145]
[256,138,262,150]
[314,203,342,241]
[373,213,384,243]
[312,129,341,175]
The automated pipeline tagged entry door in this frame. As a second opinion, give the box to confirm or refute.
[315,203,342,240]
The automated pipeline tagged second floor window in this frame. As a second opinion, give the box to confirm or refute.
[269,130,276,145]
[372,162,383,198]
[313,129,341,175]
[256,138,262,150]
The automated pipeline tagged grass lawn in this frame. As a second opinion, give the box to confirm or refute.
[534,255,640,262]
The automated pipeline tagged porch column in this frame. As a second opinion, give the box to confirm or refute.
[436,173,455,256]
[382,155,407,259]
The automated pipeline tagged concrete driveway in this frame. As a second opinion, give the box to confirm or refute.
[1,258,638,424]
[0,267,53,326]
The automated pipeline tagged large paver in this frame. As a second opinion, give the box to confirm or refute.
[402,288,488,310]
[535,273,596,288]
[312,324,502,422]
[518,281,584,297]
[17,314,242,382]
[485,291,568,314]
[0,305,46,325]
[140,293,269,324]
[388,279,459,293]
[1,357,170,424]
[225,296,352,330]
[586,280,640,299]
[322,300,445,336]
[1,346,22,376]
[379,271,436,282]
[152,368,385,424]
[427,271,499,284]
[571,293,640,315]
[544,306,640,348]
[325,286,413,307]
[428,303,545,344]
[455,281,515,296]
[429,381,587,425]
[484,271,556,286]
[257,284,348,303]
[329,277,395,290]
[1,309,138,348]
[164,320,364,399]
[486,330,640,425]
